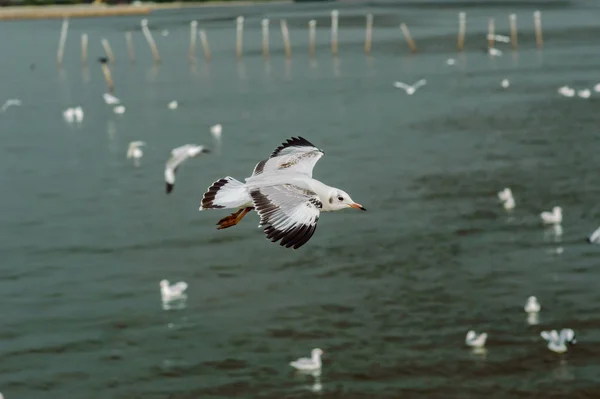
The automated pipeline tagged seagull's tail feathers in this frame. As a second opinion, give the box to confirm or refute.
[200,177,250,210]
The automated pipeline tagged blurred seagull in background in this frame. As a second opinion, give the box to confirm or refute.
[290,348,323,371]
[165,144,211,193]
[394,79,427,95]
[541,329,576,353]
[210,124,222,141]
[587,226,600,243]
[127,141,146,160]
[160,279,187,302]
[525,296,541,313]
[465,330,487,348]
[103,93,120,105]
[558,86,575,97]
[1,98,22,112]
[541,206,562,224]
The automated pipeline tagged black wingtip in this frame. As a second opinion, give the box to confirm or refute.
[360,206,367,211]
[98,57,109,64]
[166,182,174,194]
[202,148,211,154]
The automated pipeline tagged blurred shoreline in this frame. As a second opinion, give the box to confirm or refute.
[0,0,290,20]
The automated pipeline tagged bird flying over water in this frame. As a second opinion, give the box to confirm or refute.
[127,141,145,159]
[165,144,211,193]
[393,79,427,95]
[199,137,365,249]
[1,98,22,112]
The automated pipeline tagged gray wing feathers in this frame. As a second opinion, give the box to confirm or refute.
[250,185,322,249]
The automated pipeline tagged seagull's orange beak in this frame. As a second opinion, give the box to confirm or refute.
[349,203,366,211]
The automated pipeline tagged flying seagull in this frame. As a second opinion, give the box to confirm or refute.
[393,79,427,95]
[165,144,211,193]
[127,141,146,159]
[199,137,366,249]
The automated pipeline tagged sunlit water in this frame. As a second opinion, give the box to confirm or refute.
[1,1,600,397]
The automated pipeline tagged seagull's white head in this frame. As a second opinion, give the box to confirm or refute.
[311,348,324,359]
[326,188,365,212]
[553,206,562,216]
[160,279,169,288]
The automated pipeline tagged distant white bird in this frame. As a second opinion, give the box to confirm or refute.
[501,79,510,89]
[114,105,126,114]
[577,89,591,99]
[541,206,562,224]
[210,124,222,140]
[540,329,576,353]
[503,196,515,210]
[160,279,188,302]
[446,58,456,66]
[558,86,575,97]
[497,188,513,202]
[290,348,323,371]
[525,296,541,313]
[465,330,487,348]
[63,106,84,123]
[168,100,178,110]
[127,141,146,159]
[1,98,22,112]
[497,188,515,209]
[63,108,75,123]
[103,93,120,105]
[587,226,600,243]
[393,79,427,95]
[594,83,600,93]
[487,34,510,43]
[165,144,211,193]
[73,106,84,122]
[488,48,503,57]
[161,29,169,37]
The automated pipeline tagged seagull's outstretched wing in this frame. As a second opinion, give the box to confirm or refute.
[394,81,410,90]
[165,150,190,194]
[413,79,427,89]
[250,184,321,249]
[250,137,324,178]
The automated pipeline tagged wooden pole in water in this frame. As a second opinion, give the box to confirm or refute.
[281,19,291,59]
[365,13,373,55]
[141,19,160,64]
[457,12,466,51]
[189,20,198,61]
[331,9,339,56]
[125,31,135,64]
[101,38,115,64]
[236,16,244,59]
[400,23,417,53]
[308,19,316,58]
[262,18,270,60]
[199,30,211,62]
[57,17,69,67]
[487,18,495,48]
[81,33,88,66]
[99,58,114,93]
[509,13,518,50]
[534,10,543,49]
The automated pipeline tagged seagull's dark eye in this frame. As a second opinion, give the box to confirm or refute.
[338,196,344,201]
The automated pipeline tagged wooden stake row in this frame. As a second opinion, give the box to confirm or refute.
[58,11,546,68]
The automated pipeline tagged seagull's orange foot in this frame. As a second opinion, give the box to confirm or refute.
[217,207,253,230]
